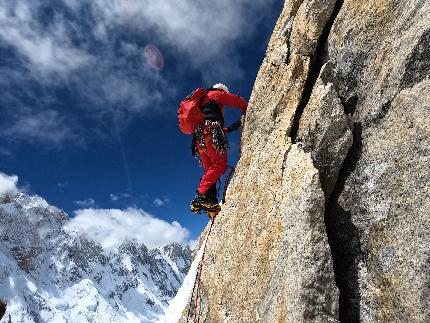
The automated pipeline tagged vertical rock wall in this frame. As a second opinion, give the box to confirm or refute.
[322,1,430,322]
[183,0,429,322]
[183,1,341,322]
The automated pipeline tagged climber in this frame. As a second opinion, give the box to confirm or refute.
[178,83,247,213]
[0,299,6,320]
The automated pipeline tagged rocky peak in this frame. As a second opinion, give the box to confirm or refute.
[163,243,192,275]
[0,192,192,322]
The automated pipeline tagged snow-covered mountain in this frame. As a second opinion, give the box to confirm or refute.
[0,192,192,322]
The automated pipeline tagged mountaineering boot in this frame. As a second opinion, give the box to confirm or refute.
[191,192,220,213]
[190,192,210,212]
[207,183,218,205]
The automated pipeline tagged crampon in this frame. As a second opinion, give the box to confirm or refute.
[190,203,221,219]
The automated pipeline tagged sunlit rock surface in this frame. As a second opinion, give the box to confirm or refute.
[323,1,430,321]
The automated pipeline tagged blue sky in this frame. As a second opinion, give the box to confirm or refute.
[0,0,283,244]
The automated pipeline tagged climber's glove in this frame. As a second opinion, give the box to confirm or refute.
[226,120,242,133]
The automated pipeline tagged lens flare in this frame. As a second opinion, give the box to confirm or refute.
[144,44,164,71]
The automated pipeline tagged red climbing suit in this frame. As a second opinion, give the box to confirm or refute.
[197,90,247,195]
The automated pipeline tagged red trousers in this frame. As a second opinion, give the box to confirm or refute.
[197,131,228,194]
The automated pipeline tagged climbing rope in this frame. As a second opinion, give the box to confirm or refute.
[186,167,234,322]
[186,217,215,323]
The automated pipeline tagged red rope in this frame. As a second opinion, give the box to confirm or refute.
[193,217,215,323]
[197,287,203,323]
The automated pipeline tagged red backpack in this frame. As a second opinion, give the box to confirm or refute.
[178,88,207,134]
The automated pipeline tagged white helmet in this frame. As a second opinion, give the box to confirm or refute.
[212,83,229,92]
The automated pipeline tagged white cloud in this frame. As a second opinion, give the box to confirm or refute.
[1,108,84,149]
[57,182,69,188]
[110,192,130,202]
[153,196,170,207]
[74,198,97,208]
[0,173,18,196]
[0,2,93,76]
[65,207,191,250]
[153,198,164,207]
[87,0,274,67]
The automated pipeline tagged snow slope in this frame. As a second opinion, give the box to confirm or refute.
[159,232,209,323]
[0,192,191,322]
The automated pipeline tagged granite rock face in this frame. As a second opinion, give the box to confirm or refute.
[323,1,430,321]
[298,63,353,200]
[184,0,429,322]
[184,1,340,322]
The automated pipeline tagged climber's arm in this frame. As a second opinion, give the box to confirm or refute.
[217,92,248,113]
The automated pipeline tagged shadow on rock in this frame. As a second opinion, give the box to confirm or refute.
[325,122,364,322]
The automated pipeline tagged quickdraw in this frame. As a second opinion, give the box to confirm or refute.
[193,120,229,156]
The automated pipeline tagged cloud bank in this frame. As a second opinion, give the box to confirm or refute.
[0,171,190,250]
[65,207,191,250]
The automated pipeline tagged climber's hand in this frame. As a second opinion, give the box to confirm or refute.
[226,120,242,133]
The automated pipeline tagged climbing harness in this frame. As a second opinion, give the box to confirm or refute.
[186,216,215,323]
[192,120,229,155]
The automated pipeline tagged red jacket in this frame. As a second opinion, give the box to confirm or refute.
[200,90,247,124]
